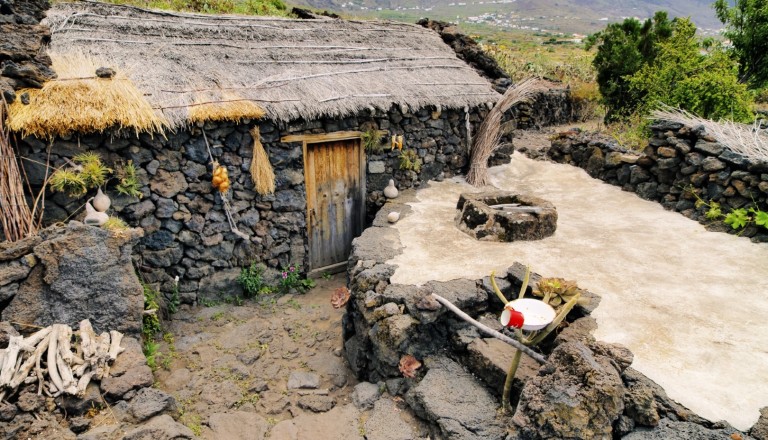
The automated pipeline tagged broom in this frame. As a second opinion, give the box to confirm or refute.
[466,77,547,186]
[249,126,275,195]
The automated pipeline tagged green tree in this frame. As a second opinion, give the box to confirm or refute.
[714,0,768,88]
[585,11,673,121]
[628,18,754,122]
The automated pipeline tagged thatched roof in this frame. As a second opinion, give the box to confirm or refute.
[8,1,500,138]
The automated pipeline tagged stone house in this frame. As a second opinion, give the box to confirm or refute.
[8,1,506,303]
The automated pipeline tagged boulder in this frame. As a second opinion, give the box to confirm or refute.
[352,382,381,409]
[512,341,627,440]
[127,388,178,422]
[406,357,506,440]
[752,407,768,440]
[2,223,144,336]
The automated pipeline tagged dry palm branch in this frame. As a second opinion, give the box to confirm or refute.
[0,99,36,242]
[466,78,548,186]
[0,320,124,402]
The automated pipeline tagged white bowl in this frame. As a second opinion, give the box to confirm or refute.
[501,298,556,331]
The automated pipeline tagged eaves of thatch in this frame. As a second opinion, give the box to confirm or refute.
[7,1,501,138]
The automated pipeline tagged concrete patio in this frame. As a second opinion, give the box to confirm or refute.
[387,152,768,430]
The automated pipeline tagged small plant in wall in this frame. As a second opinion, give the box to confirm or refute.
[690,186,768,232]
[279,264,316,294]
[49,152,112,196]
[114,160,142,198]
[361,128,385,153]
[398,149,422,173]
[238,262,274,298]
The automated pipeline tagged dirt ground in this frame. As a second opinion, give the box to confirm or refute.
[148,274,428,439]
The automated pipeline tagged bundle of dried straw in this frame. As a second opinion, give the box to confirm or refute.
[249,127,275,195]
[0,101,36,242]
[651,106,768,163]
[466,78,547,186]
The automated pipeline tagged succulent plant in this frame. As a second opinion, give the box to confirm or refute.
[533,277,586,309]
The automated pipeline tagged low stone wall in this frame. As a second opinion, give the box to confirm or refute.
[16,104,499,303]
[342,196,762,439]
[546,122,768,243]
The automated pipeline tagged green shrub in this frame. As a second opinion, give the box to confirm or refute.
[628,18,753,122]
[278,264,315,294]
[238,262,273,297]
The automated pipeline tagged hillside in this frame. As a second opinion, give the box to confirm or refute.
[292,0,724,36]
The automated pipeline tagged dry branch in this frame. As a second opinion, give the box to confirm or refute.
[0,320,125,402]
[0,100,37,241]
[467,78,548,186]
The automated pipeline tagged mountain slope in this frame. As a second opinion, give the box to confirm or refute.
[292,0,724,35]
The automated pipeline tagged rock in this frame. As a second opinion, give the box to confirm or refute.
[0,321,20,348]
[0,401,17,422]
[298,395,336,412]
[352,382,381,409]
[2,223,144,335]
[68,416,91,434]
[101,364,154,400]
[287,371,320,390]
[76,424,122,440]
[197,268,243,300]
[365,398,419,440]
[56,382,102,416]
[149,170,188,198]
[349,227,403,265]
[752,407,768,440]
[512,341,625,440]
[123,414,195,440]
[95,67,116,78]
[465,337,539,395]
[208,411,269,440]
[369,161,386,173]
[273,190,306,211]
[406,357,506,440]
[701,157,726,172]
[127,388,177,422]
[553,316,597,346]
[622,418,744,440]
[625,380,660,427]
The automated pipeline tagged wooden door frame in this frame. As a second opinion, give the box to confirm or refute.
[280,131,369,275]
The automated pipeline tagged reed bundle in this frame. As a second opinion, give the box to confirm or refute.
[467,78,547,186]
[249,127,275,195]
[0,101,36,242]
[6,52,169,139]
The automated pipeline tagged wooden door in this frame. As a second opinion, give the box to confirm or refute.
[304,137,365,273]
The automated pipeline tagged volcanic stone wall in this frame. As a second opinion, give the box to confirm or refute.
[546,121,768,243]
[15,104,497,304]
[0,0,56,103]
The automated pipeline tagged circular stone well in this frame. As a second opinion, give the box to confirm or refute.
[455,190,557,242]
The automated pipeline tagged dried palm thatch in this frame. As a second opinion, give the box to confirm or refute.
[467,78,547,186]
[651,106,768,162]
[29,1,500,137]
[0,100,36,242]
[187,91,266,125]
[6,51,170,139]
[249,127,275,195]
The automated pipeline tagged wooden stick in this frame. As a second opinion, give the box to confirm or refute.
[107,331,124,362]
[0,336,22,385]
[430,294,546,364]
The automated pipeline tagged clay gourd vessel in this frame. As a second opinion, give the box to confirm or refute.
[387,211,400,223]
[383,179,399,199]
[84,199,109,226]
[93,187,111,212]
